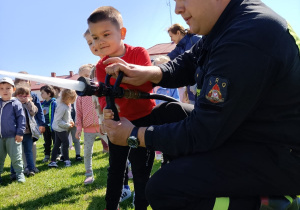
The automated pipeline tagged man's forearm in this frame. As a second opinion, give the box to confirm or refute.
[147,66,163,84]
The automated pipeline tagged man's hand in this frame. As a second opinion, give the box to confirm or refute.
[103,109,134,146]
[103,57,162,86]
[15,135,23,143]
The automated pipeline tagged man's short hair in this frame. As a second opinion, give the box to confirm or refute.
[87,6,123,29]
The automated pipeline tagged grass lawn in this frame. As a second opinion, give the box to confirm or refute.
[0,137,161,210]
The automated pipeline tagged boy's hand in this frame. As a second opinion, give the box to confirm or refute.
[39,126,45,133]
[103,109,134,146]
[70,121,75,128]
[15,135,23,142]
[75,130,81,139]
[104,57,162,86]
[99,124,106,135]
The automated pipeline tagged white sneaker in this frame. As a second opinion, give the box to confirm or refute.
[120,186,131,202]
[64,160,71,167]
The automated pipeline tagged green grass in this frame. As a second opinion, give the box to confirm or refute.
[0,137,161,210]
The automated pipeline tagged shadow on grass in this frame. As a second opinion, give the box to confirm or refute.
[1,183,107,210]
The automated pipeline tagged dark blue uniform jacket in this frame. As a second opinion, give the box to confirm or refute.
[145,0,300,156]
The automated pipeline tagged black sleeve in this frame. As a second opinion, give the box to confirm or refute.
[157,40,203,88]
[145,41,275,156]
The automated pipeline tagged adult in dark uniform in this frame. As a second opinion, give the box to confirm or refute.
[102,0,300,209]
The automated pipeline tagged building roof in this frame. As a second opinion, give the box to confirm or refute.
[147,42,176,56]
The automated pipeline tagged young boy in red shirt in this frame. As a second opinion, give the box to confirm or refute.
[87,6,156,210]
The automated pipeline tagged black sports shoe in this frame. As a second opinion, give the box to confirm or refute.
[75,155,82,161]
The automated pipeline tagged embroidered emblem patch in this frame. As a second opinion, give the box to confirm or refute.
[205,77,228,104]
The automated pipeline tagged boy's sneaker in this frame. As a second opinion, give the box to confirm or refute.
[16,173,26,183]
[48,161,58,168]
[27,170,35,177]
[10,173,17,181]
[64,160,71,167]
[24,167,29,175]
[59,156,65,162]
[84,176,94,185]
[120,185,131,202]
[75,155,82,161]
[33,167,39,173]
[132,192,135,208]
[42,156,50,163]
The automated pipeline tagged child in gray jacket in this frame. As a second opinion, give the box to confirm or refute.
[0,77,26,183]
[48,89,77,168]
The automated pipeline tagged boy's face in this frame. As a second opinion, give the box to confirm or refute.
[0,83,14,101]
[40,90,51,101]
[88,20,126,57]
[84,33,103,57]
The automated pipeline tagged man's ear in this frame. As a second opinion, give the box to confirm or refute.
[120,27,127,40]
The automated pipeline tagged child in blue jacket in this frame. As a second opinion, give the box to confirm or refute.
[0,77,26,184]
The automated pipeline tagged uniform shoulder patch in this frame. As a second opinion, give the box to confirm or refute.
[205,76,228,104]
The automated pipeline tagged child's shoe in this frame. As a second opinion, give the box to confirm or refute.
[33,167,39,173]
[16,173,26,183]
[75,155,82,161]
[48,161,58,168]
[24,167,29,175]
[120,185,131,202]
[64,160,71,167]
[59,156,65,162]
[10,173,16,181]
[84,176,94,185]
[27,170,35,177]
[42,155,50,163]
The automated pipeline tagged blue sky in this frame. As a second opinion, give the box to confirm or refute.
[0,0,299,78]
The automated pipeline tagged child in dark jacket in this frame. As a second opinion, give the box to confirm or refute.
[0,77,26,184]
[40,85,57,162]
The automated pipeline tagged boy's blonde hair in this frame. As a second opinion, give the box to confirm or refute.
[61,89,77,105]
[78,64,94,75]
[152,55,170,66]
[87,6,123,29]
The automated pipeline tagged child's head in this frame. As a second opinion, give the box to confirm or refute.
[83,29,104,58]
[87,6,127,57]
[78,64,94,78]
[61,89,77,105]
[152,55,171,66]
[168,23,186,44]
[14,71,31,86]
[0,77,15,101]
[15,82,31,103]
[53,86,61,99]
[40,85,55,101]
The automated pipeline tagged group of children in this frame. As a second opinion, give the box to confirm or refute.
[0,5,192,210]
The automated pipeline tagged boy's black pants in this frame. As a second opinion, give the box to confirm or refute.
[43,126,56,156]
[105,102,193,210]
